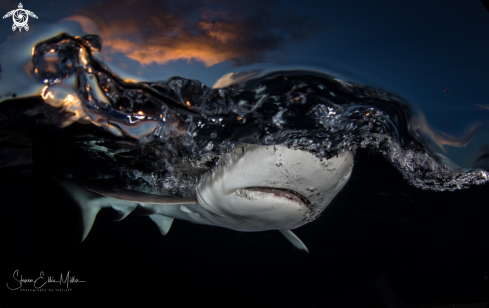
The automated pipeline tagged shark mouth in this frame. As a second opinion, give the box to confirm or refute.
[235,187,313,209]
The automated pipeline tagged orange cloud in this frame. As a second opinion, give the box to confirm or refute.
[65,0,322,67]
[104,36,239,67]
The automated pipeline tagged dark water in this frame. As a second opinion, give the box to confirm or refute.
[2,147,489,307]
[1,11,489,308]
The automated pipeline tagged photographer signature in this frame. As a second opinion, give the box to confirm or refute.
[6,269,85,290]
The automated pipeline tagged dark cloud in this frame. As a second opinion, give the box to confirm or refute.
[0,0,17,10]
[69,0,322,67]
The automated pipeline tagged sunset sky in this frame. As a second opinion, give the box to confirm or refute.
[1,0,489,167]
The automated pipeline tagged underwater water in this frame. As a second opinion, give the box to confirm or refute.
[1,1,489,307]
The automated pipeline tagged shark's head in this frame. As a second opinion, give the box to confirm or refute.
[195,145,353,231]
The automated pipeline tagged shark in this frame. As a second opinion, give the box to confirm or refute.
[56,144,354,252]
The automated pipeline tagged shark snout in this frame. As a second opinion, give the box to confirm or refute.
[195,144,353,231]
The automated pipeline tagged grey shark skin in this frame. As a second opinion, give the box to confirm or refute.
[58,144,353,252]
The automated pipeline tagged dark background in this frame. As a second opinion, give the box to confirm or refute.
[1,137,488,307]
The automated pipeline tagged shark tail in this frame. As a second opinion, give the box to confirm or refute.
[51,176,176,241]
[53,177,138,241]
[55,179,105,241]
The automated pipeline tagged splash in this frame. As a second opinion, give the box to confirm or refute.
[1,33,488,193]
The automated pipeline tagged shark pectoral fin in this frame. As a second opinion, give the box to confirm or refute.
[149,214,174,236]
[109,201,137,221]
[279,229,309,253]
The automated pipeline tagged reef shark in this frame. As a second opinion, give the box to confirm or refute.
[57,144,353,252]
